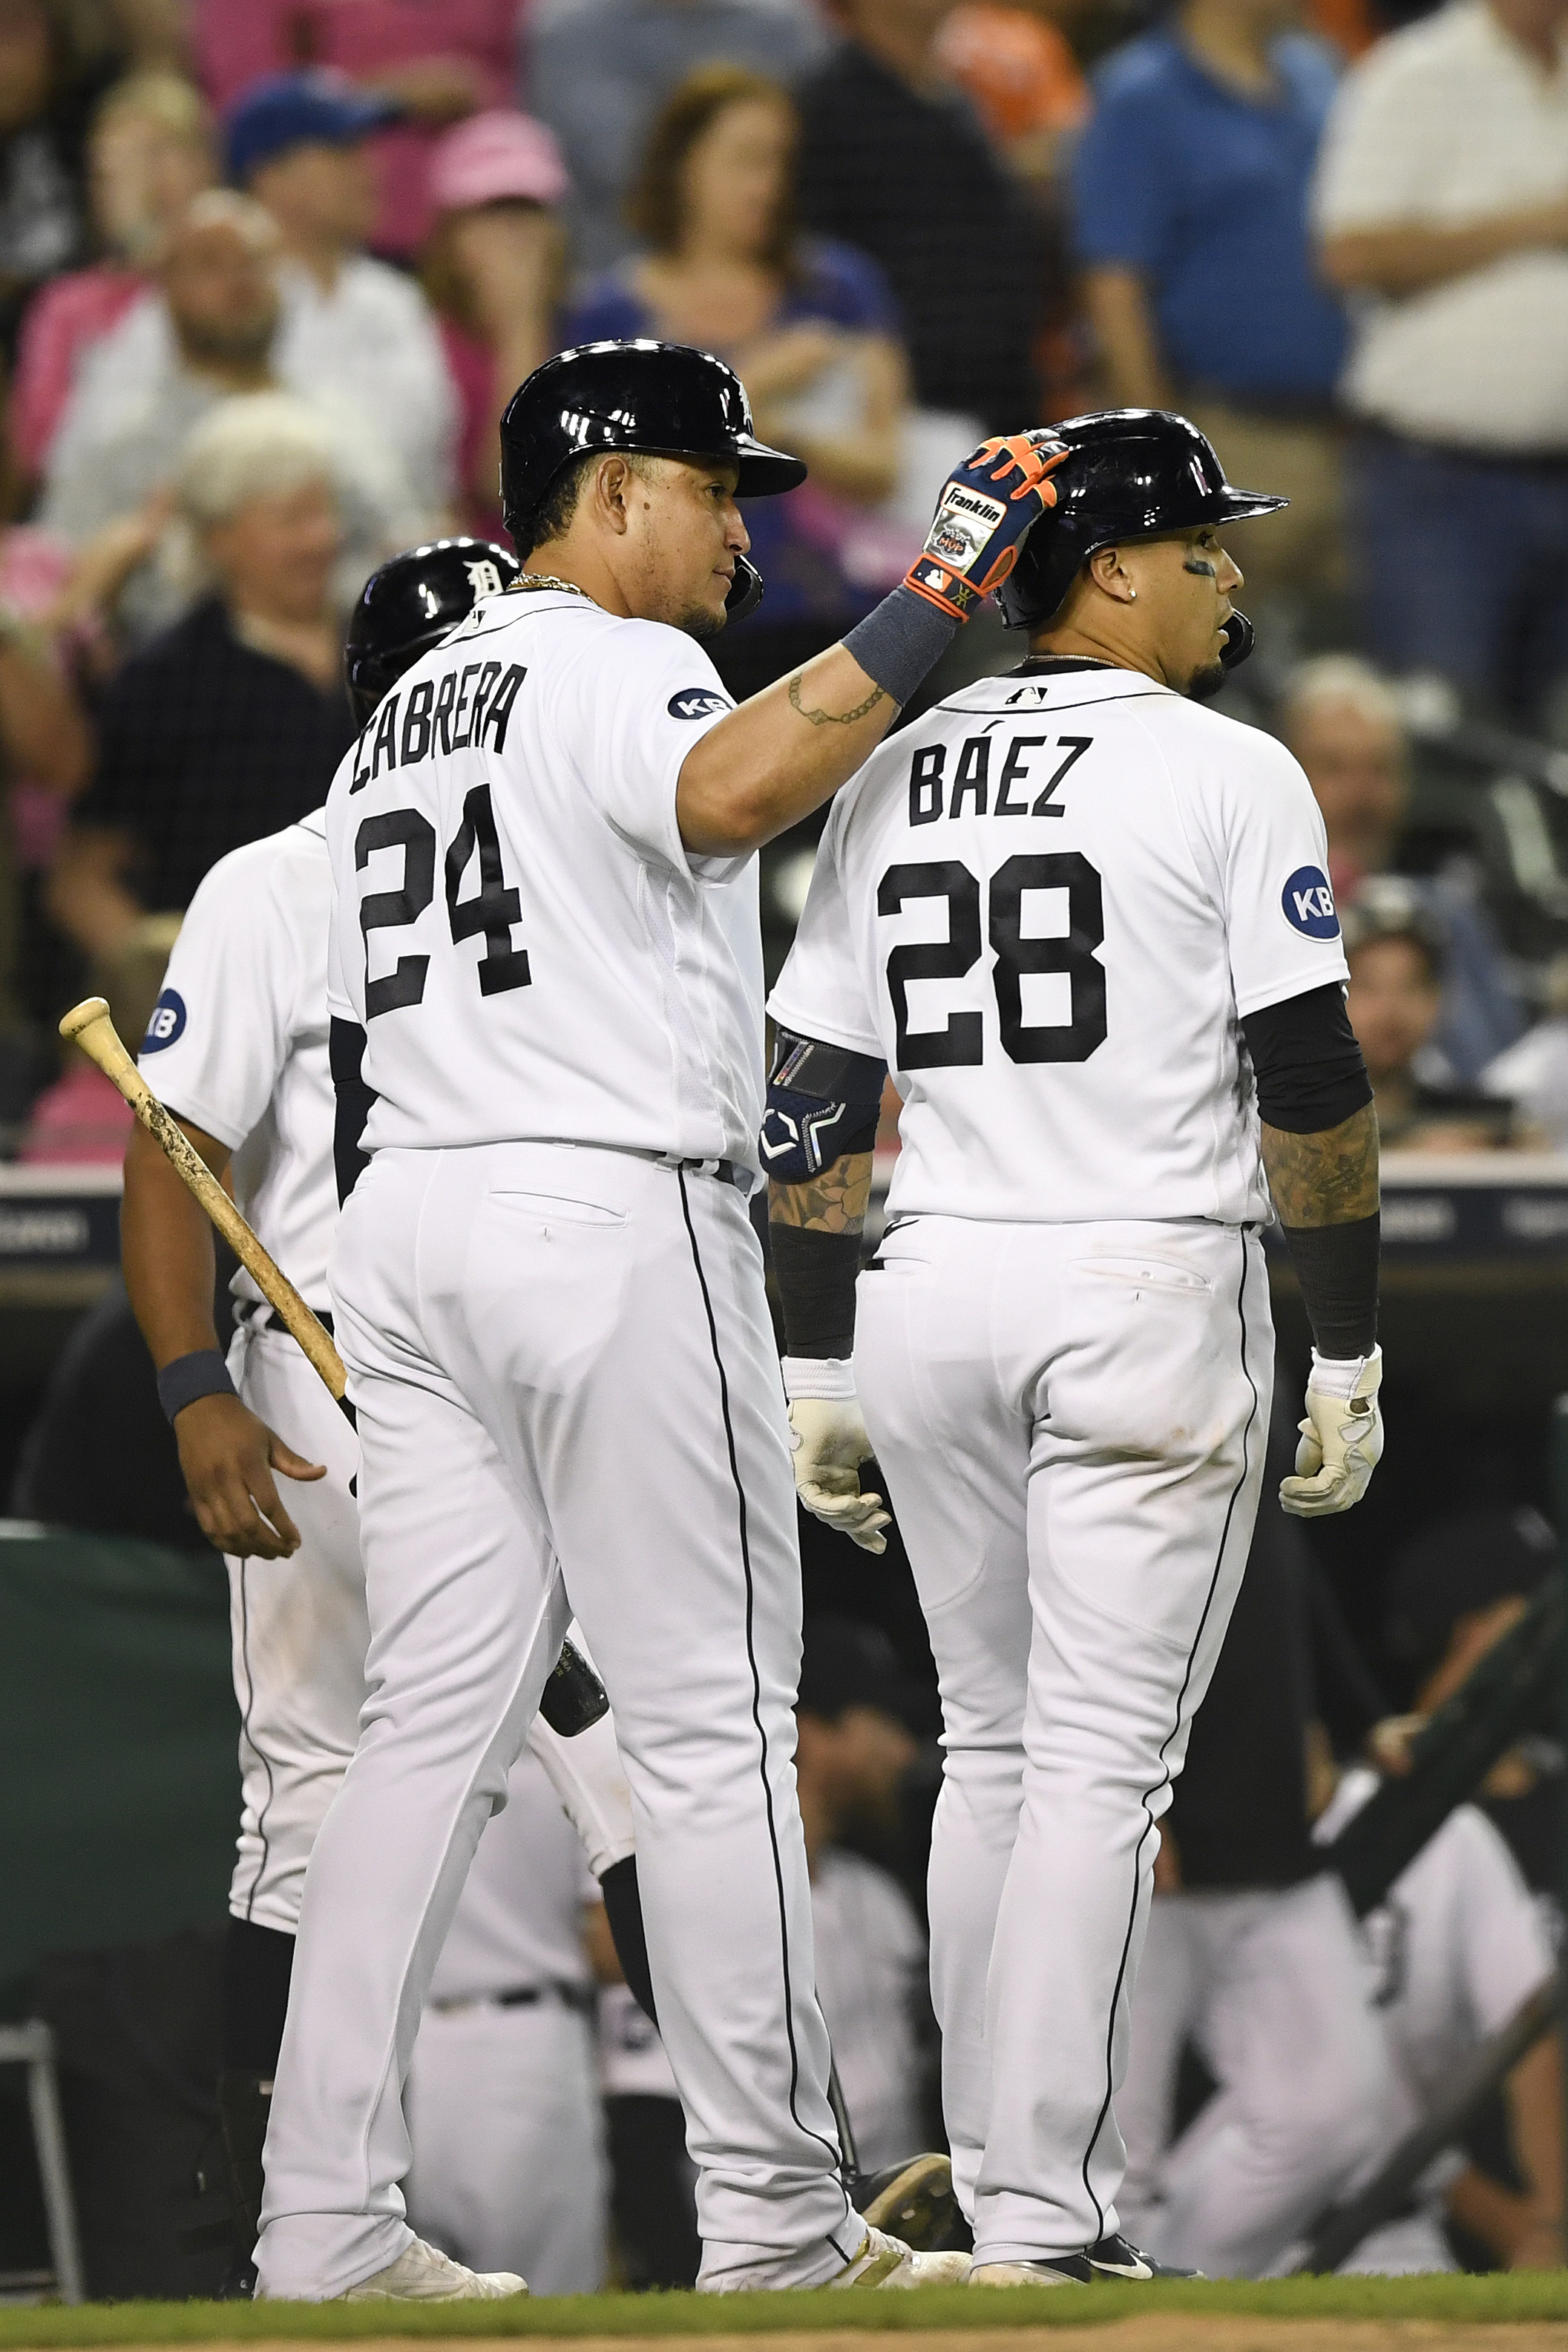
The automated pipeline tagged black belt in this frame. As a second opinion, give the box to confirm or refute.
[430,1979,594,2017]
[612,1144,752,1193]
[655,1153,750,1193]
[242,1307,334,1337]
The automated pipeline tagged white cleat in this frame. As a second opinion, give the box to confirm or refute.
[829,2224,972,2289]
[971,2231,1199,2287]
[337,2235,528,2301]
[971,2258,1086,2287]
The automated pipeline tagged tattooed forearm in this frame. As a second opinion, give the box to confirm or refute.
[1261,1104,1380,1227]
[770,1150,873,1235]
[788,673,886,728]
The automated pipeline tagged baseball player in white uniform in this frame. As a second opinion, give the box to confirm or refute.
[1316,1771,1560,2274]
[119,540,647,2298]
[764,410,1388,2286]
[255,338,1067,2300]
[407,1746,608,2294]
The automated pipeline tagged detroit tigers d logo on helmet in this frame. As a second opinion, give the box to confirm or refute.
[344,537,522,727]
[464,557,506,600]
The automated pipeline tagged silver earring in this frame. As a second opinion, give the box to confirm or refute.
[1128,588,1137,600]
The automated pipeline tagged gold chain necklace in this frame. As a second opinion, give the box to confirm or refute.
[507,573,596,603]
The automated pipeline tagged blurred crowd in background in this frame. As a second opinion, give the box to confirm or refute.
[0,0,1557,1167]
[0,0,1566,2304]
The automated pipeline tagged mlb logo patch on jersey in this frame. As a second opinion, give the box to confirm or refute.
[1282,866,1339,940]
[668,687,731,720]
[142,987,187,1050]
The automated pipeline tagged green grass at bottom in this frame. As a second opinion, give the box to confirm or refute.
[4,2274,1568,2344]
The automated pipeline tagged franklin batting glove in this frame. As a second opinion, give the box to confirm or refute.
[905,430,1070,622]
[1279,1347,1384,1519]
[781,1357,892,1555]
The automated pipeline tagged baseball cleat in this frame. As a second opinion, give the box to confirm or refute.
[857,2152,965,2251]
[829,2224,972,2288]
[971,2231,1201,2286]
[336,2235,528,2300]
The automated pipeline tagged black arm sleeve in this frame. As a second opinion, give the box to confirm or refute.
[1243,985,1379,1356]
[1241,978,1373,1133]
[1279,1213,1380,1358]
[1240,981,1371,1134]
[329,1016,375,1208]
[769,1224,862,1360]
[764,1026,884,1358]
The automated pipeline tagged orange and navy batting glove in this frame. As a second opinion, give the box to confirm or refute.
[905,430,1071,621]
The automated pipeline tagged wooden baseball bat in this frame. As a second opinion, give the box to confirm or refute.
[59,995,346,1402]
[61,996,614,1739]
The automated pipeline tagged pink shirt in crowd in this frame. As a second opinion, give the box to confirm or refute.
[191,0,520,257]
[10,266,146,479]
[17,1061,133,1165]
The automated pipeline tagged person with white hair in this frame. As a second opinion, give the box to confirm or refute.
[1279,653,1521,1086]
[10,71,217,485]
[47,392,358,963]
[40,190,427,643]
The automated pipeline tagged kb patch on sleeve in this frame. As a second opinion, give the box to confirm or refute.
[668,687,731,720]
[1281,866,1339,940]
[142,988,187,1050]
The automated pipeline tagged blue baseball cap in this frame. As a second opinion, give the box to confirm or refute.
[226,71,401,186]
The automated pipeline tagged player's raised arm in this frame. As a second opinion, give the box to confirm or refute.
[496,344,1066,863]
[1242,985,1383,1518]
[678,425,1066,857]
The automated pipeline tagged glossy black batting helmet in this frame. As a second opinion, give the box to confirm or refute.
[344,537,521,725]
[997,409,1287,669]
[498,338,806,623]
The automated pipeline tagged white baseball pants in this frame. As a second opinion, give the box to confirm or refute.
[257,1141,855,2299]
[1117,1879,1398,2276]
[223,1329,634,1925]
[407,1997,608,2293]
[224,1326,368,1934]
[854,1213,1272,2265]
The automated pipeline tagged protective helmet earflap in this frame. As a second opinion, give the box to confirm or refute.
[1219,609,1255,669]
[725,554,764,623]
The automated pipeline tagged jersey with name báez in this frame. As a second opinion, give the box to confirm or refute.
[324,589,765,1171]
[767,661,1350,1227]
[138,811,336,1312]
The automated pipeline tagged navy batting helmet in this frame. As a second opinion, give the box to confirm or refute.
[498,339,806,623]
[344,537,520,726]
[997,410,1287,667]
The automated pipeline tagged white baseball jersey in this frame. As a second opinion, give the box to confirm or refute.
[139,810,335,1314]
[768,659,1350,1226]
[324,588,766,1174]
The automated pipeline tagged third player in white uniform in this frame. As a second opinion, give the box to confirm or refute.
[766,410,1388,2284]
[120,543,644,2293]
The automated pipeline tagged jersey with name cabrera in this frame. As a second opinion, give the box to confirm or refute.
[767,658,1349,1227]
[138,810,335,1314]
[324,586,764,1170]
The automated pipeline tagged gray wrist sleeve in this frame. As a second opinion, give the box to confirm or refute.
[842,586,962,709]
[157,1348,236,1424]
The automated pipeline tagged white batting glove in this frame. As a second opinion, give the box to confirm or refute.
[781,1357,892,1555]
[1279,1347,1384,1519]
